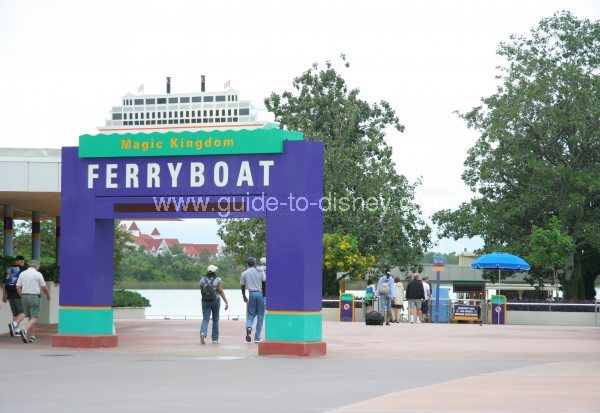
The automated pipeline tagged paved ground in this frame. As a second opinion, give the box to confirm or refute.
[0,320,598,413]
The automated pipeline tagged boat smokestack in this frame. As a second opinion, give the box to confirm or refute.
[201,75,205,92]
[166,77,171,94]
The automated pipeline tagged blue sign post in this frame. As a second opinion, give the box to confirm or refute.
[432,257,445,323]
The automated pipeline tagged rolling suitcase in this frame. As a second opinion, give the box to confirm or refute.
[365,297,384,326]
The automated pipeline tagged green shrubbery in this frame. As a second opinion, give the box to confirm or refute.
[113,289,151,307]
[115,248,245,287]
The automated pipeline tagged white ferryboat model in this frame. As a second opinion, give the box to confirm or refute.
[98,76,269,133]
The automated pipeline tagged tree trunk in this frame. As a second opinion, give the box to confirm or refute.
[322,268,338,297]
[581,245,600,300]
[562,252,577,299]
[563,252,586,299]
[582,273,598,300]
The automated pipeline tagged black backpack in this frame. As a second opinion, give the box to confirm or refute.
[200,276,218,301]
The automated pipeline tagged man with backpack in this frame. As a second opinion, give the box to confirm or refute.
[3,255,27,337]
[375,271,395,326]
[200,265,229,344]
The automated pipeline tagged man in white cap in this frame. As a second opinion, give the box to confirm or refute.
[199,265,228,344]
[259,257,267,298]
[259,257,267,278]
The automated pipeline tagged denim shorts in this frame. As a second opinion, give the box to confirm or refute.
[379,295,392,311]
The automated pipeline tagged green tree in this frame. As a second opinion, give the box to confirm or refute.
[218,56,430,272]
[170,244,184,255]
[421,252,459,265]
[525,217,576,290]
[216,218,266,264]
[114,220,133,282]
[433,12,600,299]
[12,219,57,264]
[322,231,375,296]
[115,245,245,287]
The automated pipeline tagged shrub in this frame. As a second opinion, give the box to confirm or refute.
[40,262,60,283]
[113,289,150,307]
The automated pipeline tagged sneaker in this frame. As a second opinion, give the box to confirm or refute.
[417,319,422,324]
[385,322,390,326]
[20,329,28,344]
[8,323,15,337]
[200,334,205,345]
[245,327,252,343]
[212,340,219,344]
[28,336,37,343]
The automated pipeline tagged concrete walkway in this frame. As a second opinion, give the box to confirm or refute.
[0,321,598,413]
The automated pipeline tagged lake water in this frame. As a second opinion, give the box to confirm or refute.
[132,288,600,320]
[132,289,365,320]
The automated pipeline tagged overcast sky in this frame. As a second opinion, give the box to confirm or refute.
[1,0,598,253]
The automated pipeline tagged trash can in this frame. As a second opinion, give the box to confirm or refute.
[339,293,355,322]
[491,295,507,324]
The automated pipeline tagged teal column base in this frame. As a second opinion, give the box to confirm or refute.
[265,312,322,342]
[58,306,114,335]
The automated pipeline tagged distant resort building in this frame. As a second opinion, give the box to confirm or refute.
[121,222,218,258]
[458,249,478,267]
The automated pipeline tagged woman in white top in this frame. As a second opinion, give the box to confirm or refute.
[392,276,405,323]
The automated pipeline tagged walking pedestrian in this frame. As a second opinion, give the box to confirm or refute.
[200,265,229,344]
[405,273,425,324]
[259,257,267,298]
[15,260,50,343]
[421,275,432,323]
[375,271,395,326]
[3,255,27,337]
[364,278,375,314]
[259,257,267,277]
[241,257,266,343]
[392,276,405,323]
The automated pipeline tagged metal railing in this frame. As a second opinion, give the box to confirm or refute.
[324,298,600,326]
[146,300,600,325]
[146,314,245,321]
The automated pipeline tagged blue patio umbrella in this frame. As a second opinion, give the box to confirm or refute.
[471,252,530,285]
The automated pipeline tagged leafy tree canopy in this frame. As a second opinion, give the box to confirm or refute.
[216,218,266,264]
[12,220,57,264]
[433,12,600,299]
[218,56,431,277]
[421,252,459,265]
[322,231,375,296]
[524,217,576,288]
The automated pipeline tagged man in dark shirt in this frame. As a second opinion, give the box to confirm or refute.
[3,255,27,336]
[405,273,425,324]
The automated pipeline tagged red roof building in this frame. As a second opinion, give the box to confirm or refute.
[122,222,218,258]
